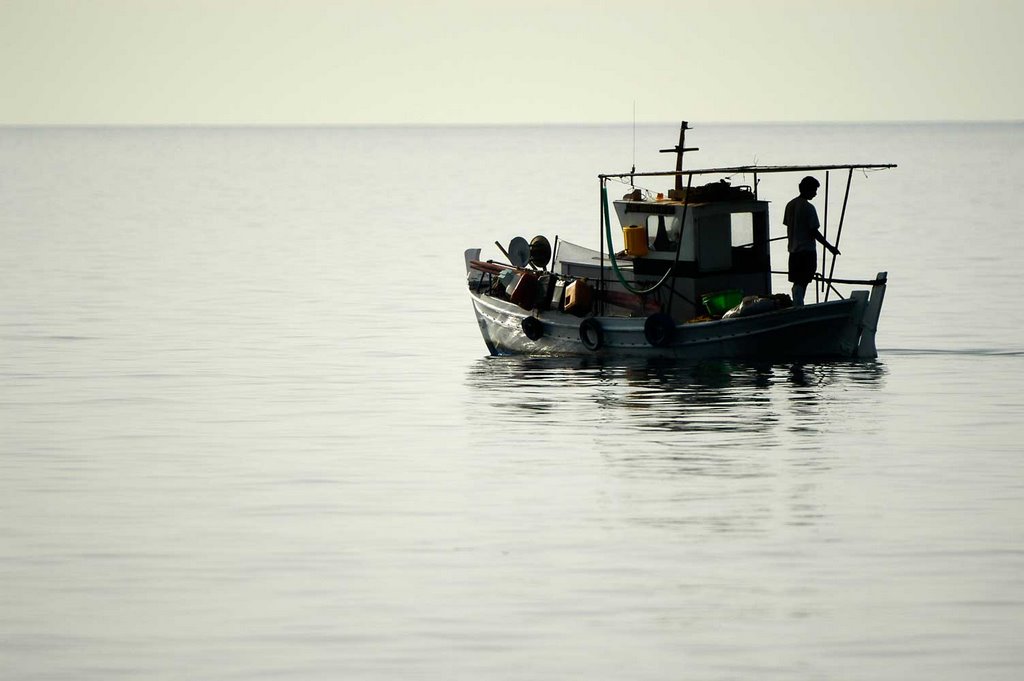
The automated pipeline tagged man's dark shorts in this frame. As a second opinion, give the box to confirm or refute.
[788,251,816,285]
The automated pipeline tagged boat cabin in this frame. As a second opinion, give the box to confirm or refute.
[557,191,773,322]
[617,196,772,320]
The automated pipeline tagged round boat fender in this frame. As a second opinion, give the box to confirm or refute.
[521,315,544,341]
[643,312,675,347]
[579,318,603,351]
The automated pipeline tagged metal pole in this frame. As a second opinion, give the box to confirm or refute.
[821,170,829,298]
[824,168,853,302]
[674,123,686,192]
[599,177,606,314]
[666,172,694,317]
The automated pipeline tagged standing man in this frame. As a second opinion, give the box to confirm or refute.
[784,176,840,306]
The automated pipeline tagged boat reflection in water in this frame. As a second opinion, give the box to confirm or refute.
[464,357,886,534]
[464,356,886,447]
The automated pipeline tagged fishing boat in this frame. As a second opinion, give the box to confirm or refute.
[464,122,895,359]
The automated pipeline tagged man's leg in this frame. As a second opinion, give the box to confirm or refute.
[791,283,806,306]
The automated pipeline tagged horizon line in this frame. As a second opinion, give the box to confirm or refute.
[2,118,1022,130]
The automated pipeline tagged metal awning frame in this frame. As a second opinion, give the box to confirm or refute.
[599,163,896,181]
[597,162,896,309]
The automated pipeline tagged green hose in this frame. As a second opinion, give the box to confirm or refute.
[601,185,675,296]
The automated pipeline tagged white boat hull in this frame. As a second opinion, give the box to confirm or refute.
[471,292,877,359]
[466,246,886,359]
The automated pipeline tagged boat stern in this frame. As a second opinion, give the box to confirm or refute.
[855,271,887,358]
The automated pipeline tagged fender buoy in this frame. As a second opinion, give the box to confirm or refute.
[579,318,603,351]
[643,312,675,347]
[521,315,544,341]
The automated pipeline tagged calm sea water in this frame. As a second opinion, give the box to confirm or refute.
[2,123,1023,680]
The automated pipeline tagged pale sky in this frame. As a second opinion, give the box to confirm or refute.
[2,0,1021,125]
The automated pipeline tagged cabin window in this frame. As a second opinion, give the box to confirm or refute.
[646,215,660,239]
[731,213,754,249]
[646,214,682,246]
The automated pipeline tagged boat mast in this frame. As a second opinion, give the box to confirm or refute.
[660,121,699,198]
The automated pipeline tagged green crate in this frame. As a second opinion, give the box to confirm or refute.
[702,289,743,316]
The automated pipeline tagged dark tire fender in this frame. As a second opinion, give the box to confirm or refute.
[643,312,675,347]
[579,318,603,351]
[521,315,544,341]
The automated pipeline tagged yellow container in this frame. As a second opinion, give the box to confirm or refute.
[564,279,593,316]
[622,224,649,257]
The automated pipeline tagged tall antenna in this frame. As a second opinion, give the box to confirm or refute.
[631,101,636,185]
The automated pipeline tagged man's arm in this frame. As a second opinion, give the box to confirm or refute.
[815,231,840,256]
